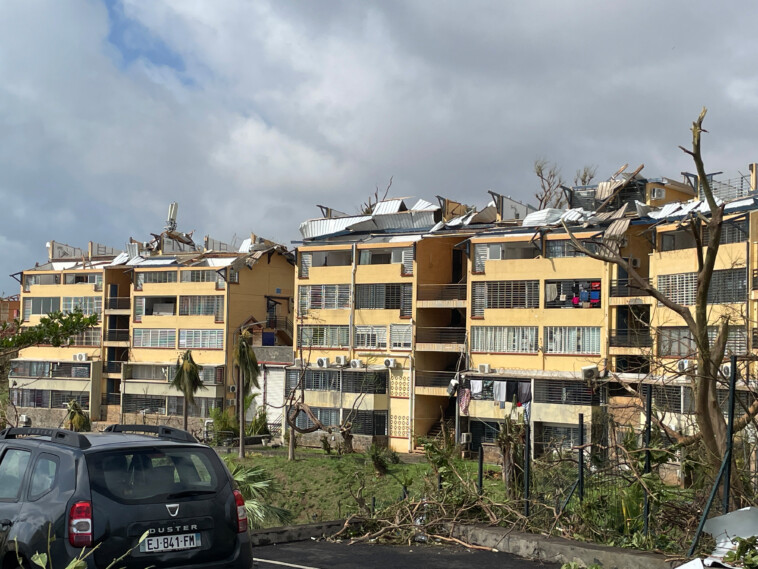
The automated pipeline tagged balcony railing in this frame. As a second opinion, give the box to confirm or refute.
[101,392,121,405]
[610,279,651,297]
[106,297,131,310]
[416,327,466,344]
[415,370,457,388]
[417,284,467,301]
[104,361,124,374]
[609,330,653,348]
[105,329,129,342]
[267,317,293,336]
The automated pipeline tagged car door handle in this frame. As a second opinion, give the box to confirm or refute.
[0,519,12,529]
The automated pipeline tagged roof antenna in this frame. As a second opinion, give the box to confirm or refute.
[165,202,178,232]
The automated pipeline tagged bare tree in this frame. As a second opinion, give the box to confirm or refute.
[574,165,598,187]
[359,176,393,215]
[563,108,758,497]
[534,159,565,209]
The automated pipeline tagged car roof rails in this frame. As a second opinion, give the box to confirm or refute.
[103,424,197,443]
[0,427,92,449]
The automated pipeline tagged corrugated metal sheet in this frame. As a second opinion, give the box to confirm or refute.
[522,208,564,227]
[596,180,623,200]
[371,211,437,230]
[107,252,130,266]
[372,199,405,215]
[411,199,439,211]
[603,218,631,240]
[388,235,422,243]
[299,215,372,239]
[50,262,79,270]
[202,258,235,267]
[129,257,178,266]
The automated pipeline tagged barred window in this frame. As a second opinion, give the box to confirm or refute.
[122,394,166,414]
[294,407,340,430]
[708,325,748,355]
[473,243,503,273]
[343,409,388,435]
[199,366,225,385]
[342,371,387,393]
[23,297,61,320]
[709,269,747,304]
[179,296,224,319]
[166,396,222,418]
[390,324,412,349]
[10,388,51,408]
[534,422,587,455]
[285,369,387,394]
[534,381,600,405]
[299,325,350,348]
[545,240,598,258]
[657,327,695,357]
[471,326,538,353]
[62,297,102,316]
[545,280,601,309]
[10,361,51,377]
[179,329,224,349]
[286,369,339,391]
[355,326,387,350]
[50,390,90,410]
[657,272,696,305]
[299,252,312,278]
[704,219,748,245]
[136,271,177,288]
[133,328,176,348]
[298,284,351,314]
[68,328,101,346]
[544,326,601,354]
[652,385,687,414]
[471,280,539,315]
[356,283,409,309]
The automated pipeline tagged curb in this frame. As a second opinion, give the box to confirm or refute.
[250,520,358,546]
[450,524,677,569]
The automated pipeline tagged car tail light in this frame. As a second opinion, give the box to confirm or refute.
[68,501,93,547]
[233,490,248,533]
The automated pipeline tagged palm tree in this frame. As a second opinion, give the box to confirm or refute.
[222,456,292,529]
[171,350,205,431]
[234,330,260,458]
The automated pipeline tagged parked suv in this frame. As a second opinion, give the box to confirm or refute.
[0,424,254,568]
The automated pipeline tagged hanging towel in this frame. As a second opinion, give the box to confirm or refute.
[470,379,483,395]
[545,283,558,302]
[505,381,518,404]
[492,381,507,402]
[518,381,532,404]
[459,388,471,416]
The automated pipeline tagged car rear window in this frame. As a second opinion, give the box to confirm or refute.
[86,446,224,504]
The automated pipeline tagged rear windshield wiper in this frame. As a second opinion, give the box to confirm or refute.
[166,490,217,499]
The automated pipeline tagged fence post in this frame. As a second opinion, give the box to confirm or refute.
[578,413,584,502]
[524,420,531,517]
[643,384,653,537]
[723,354,738,514]
[478,445,484,495]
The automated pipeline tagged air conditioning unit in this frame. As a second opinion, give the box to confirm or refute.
[228,385,237,393]
[316,357,330,368]
[384,358,396,369]
[677,359,693,373]
[630,257,641,269]
[335,355,348,366]
[19,415,32,428]
[478,363,491,374]
[350,359,363,369]
[72,353,89,362]
[581,365,599,381]
[460,432,472,444]
[293,358,304,368]
[651,187,666,200]
[721,363,733,379]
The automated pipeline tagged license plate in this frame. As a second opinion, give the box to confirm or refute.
[140,533,201,553]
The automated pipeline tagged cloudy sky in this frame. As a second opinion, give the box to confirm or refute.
[1,1,756,294]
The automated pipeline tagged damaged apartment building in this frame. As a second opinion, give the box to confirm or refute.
[291,164,758,464]
[8,204,295,434]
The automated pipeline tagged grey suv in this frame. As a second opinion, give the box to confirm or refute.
[0,424,254,568]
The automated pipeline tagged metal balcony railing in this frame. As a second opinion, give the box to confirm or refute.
[415,370,457,388]
[609,330,653,348]
[104,361,124,374]
[267,317,293,336]
[105,329,129,342]
[416,327,466,344]
[101,392,121,405]
[610,279,651,297]
[106,297,131,310]
[417,284,467,301]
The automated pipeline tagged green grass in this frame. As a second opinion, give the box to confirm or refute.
[234,448,505,526]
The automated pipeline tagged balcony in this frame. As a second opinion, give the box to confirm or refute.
[610,279,651,297]
[104,329,130,346]
[416,327,466,352]
[416,284,467,309]
[104,361,124,375]
[101,392,121,405]
[105,297,131,311]
[415,370,457,388]
[609,330,653,348]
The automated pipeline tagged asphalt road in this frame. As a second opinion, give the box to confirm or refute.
[253,541,562,569]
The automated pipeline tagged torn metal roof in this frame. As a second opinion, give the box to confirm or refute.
[372,199,406,215]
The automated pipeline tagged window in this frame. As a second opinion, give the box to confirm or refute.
[473,243,503,273]
[704,219,748,245]
[298,284,351,314]
[657,273,696,305]
[298,325,350,348]
[130,364,171,381]
[62,297,102,316]
[180,270,219,283]
[22,297,61,320]
[285,369,387,393]
[24,274,60,289]
[133,329,176,348]
[64,273,102,286]
[342,371,387,394]
[534,422,587,455]
[68,328,102,346]
[178,329,224,349]
[122,394,166,414]
[344,409,388,435]
[50,391,89,409]
[199,366,225,385]
[286,370,339,391]
[0,449,31,500]
[10,361,51,377]
[135,271,177,288]
[294,407,340,430]
[355,326,387,350]
[658,327,695,357]
[299,252,312,278]
[133,296,177,322]
[534,381,600,405]
[657,269,747,306]
[179,296,224,319]
[358,247,413,275]
[545,240,598,258]
[390,324,412,349]
[544,326,601,354]
[10,388,51,408]
[29,454,58,500]
[471,326,538,353]
[167,396,222,418]
[471,281,538,315]
[545,280,601,309]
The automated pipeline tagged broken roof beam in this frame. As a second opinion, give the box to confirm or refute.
[595,164,644,214]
